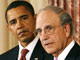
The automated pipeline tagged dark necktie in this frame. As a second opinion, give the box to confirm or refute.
[20,49,29,60]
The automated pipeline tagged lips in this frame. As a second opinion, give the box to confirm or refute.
[45,42,53,46]
[17,30,29,36]
[43,40,53,47]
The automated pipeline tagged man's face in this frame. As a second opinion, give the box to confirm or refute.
[7,6,35,43]
[36,10,68,56]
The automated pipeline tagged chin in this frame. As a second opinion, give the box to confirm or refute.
[21,37,33,43]
[45,48,56,55]
[46,50,53,54]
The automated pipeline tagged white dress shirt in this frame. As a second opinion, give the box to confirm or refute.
[18,37,39,60]
[54,40,75,60]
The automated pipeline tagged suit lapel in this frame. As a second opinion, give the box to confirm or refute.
[30,40,45,60]
[65,43,80,60]
[8,45,19,60]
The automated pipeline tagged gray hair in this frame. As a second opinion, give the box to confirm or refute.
[38,5,73,36]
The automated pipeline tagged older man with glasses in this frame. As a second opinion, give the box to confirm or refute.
[36,5,80,60]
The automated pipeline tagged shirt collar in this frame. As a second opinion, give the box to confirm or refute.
[54,40,75,60]
[19,37,39,53]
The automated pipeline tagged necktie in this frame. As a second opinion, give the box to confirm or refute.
[20,49,29,60]
[55,58,58,60]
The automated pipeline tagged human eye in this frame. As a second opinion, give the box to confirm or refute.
[9,19,16,25]
[46,25,53,30]
[20,15,28,20]
[35,29,42,35]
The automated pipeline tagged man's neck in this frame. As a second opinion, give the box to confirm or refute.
[20,35,35,47]
[20,42,29,48]
[53,37,73,58]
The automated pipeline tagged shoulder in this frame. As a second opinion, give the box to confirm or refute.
[0,45,19,59]
[75,43,80,59]
[1,45,19,56]
[66,43,80,59]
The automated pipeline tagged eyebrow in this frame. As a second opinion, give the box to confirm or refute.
[9,19,16,24]
[19,15,28,18]
[36,25,52,30]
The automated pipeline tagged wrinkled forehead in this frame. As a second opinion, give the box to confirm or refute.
[36,10,60,29]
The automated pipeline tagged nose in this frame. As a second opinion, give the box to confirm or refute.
[16,19,24,30]
[40,30,48,41]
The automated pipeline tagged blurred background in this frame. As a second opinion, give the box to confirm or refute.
[0,0,80,54]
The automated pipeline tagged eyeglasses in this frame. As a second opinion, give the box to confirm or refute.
[35,25,62,36]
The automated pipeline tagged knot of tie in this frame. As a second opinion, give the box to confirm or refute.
[21,49,29,57]
[20,49,29,60]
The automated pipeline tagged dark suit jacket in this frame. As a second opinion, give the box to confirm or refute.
[53,43,80,60]
[0,40,53,60]
[65,43,80,60]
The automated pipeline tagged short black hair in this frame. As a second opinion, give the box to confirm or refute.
[5,1,35,23]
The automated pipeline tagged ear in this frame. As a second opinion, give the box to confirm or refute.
[64,24,71,37]
[7,24,12,31]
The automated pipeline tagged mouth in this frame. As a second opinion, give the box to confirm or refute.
[43,41,53,48]
[45,42,53,46]
[18,30,29,36]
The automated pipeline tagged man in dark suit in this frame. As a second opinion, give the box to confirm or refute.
[0,1,53,60]
[36,5,80,60]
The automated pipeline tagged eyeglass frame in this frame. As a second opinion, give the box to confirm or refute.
[34,24,65,36]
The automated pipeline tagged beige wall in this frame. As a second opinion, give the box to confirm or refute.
[0,0,48,54]
[0,0,9,54]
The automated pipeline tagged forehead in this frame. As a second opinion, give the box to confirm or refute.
[7,6,31,20]
[36,10,60,29]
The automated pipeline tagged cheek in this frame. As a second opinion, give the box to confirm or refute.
[50,34,59,43]
[54,30,66,47]
[50,33,63,48]
[40,38,45,47]
[28,25,35,33]
[25,22,35,31]
[10,26,17,35]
